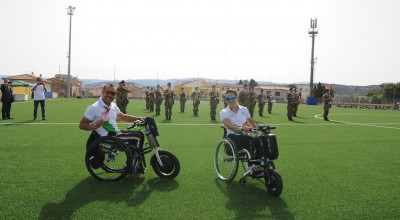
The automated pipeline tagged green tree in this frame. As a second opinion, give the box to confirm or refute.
[288,84,297,89]
[238,79,243,85]
[249,79,258,87]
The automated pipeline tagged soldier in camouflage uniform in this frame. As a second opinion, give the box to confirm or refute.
[209,85,219,120]
[148,88,155,112]
[287,87,294,121]
[191,87,200,116]
[155,85,163,115]
[222,91,228,108]
[238,84,248,107]
[145,87,150,110]
[164,82,176,120]
[257,89,266,116]
[116,80,129,114]
[179,87,186,112]
[292,88,300,117]
[267,91,273,114]
[248,86,257,118]
[323,89,332,121]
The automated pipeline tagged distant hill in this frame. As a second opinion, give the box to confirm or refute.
[331,84,380,96]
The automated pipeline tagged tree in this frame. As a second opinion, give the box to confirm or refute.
[287,84,297,89]
[238,79,243,85]
[249,79,258,87]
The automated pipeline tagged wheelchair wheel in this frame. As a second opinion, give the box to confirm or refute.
[85,136,132,182]
[214,138,239,182]
[150,150,180,179]
[265,169,283,196]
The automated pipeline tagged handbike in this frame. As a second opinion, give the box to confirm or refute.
[214,124,283,196]
[85,117,180,182]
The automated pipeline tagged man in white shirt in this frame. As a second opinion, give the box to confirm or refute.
[32,77,47,120]
[79,84,145,146]
[220,89,264,175]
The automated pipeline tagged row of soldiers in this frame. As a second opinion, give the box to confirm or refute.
[286,87,301,121]
[235,84,273,118]
[143,83,220,120]
[118,81,280,121]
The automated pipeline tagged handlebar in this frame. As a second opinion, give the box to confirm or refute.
[127,120,145,130]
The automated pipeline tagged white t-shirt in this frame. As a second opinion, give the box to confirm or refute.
[84,97,121,136]
[33,84,45,100]
[220,105,251,135]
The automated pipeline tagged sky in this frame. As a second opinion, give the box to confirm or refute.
[1,0,399,86]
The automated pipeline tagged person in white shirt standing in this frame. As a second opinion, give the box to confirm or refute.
[32,77,47,120]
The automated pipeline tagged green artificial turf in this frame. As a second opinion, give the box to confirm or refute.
[1,98,399,219]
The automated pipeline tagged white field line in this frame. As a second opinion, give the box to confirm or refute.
[314,114,400,130]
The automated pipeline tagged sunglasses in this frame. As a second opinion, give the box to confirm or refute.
[104,90,117,96]
[225,96,237,101]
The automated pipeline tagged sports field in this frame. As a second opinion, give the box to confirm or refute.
[1,98,399,219]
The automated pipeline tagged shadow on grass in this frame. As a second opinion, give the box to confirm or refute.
[39,177,178,219]
[215,178,294,220]
[3,120,34,126]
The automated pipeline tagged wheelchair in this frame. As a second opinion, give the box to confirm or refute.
[214,124,283,196]
[85,117,180,182]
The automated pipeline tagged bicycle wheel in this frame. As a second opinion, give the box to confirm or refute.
[85,136,132,182]
[214,138,238,182]
[265,169,283,196]
[150,150,180,179]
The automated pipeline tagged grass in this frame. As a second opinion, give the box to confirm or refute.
[1,98,400,219]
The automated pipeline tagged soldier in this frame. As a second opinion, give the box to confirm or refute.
[267,91,273,114]
[287,88,294,121]
[292,88,300,117]
[323,89,332,121]
[191,87,201,116]
[179,87,186,112]
[248,86,257,118]
[257,89,266,116]
[155,85,163,115]
[148,88,155,112]
[164,82,176,120]
[238,84,248,107]
[209,85,219,120]
[222,90,228,108]
[145,87,150,110]
[116,80,129,114]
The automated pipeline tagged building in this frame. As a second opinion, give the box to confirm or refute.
[48,74,86,97]
[2,73,52,99]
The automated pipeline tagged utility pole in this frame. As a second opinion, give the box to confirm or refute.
[308,18,318,97]
[58,65,61,96]
[66,6,75,98]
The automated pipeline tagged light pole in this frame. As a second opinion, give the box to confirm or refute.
[308,18,318,97]
[66,6,75,98]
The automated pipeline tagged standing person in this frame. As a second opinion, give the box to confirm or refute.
[220,90,264,175]
[32,77,47,121]
[292,88,299,117]
[148,88,155,112]
[116,80,129,114]
[164,82,175,120]
[1,79,14,120]
[155,85,163,115]
[323,89,332,121]
[248,86,257,118]
[209,85,219,120]
[191,87,200,116]
[222,90,228,108]
[79,84,145,148]
[179,87,186,112]
[238,84,248,107]
[267,91,273,114]
[286,88,294,121]
[145,87,150,110]
[257,89,266,117]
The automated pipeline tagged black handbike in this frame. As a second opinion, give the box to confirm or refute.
[85,117,180,182]
[214,124,283,196]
